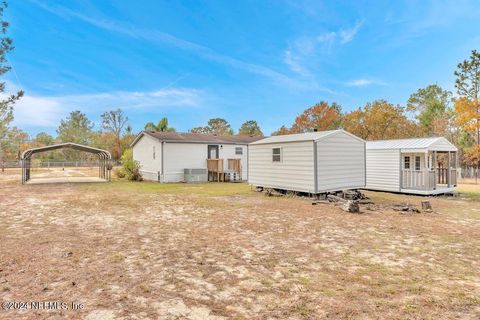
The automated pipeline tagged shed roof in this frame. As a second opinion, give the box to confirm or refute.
[131,131,262,147]
[366,137,457,151]
[250,129,364,145]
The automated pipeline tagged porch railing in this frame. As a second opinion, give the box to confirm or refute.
[402,170,429,190]
[402,169,457,190]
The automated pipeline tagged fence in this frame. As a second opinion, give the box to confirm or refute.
[460,166,479,179]
[1,160,121,169]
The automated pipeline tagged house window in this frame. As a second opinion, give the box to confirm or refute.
[415,156,421,171]
[153,146,156,159]
[272,148,281,162]
[235,147,243,155]
[404,156,410,169]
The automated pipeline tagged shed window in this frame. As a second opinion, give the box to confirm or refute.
[235,147,243,155]
[404,156,410,169]
[415,156,421,171]
[272,148,281,162]
[153,146,156,159]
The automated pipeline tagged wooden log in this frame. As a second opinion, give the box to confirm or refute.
[265,188,283,197]
[327,194,347,203]
[312,200,330,205]
[358,199,374,204]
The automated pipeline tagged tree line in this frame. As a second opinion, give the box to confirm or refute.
[271,50,480,167]
[0,1,478,166]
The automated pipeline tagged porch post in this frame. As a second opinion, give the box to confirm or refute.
[433,151,437,190]
[425,151,429,191]
[447,151,451,188]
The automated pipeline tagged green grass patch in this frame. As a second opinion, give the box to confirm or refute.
[83,179,253,197]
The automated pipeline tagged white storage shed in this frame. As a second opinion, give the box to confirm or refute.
[366,137,458,195]
[248,130,366,194]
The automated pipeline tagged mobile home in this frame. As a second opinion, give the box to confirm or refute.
[365,137,458,195]
[131,131,261,182]
[248,130,366,194]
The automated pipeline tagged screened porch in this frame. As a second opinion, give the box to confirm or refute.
[401,150,457,193]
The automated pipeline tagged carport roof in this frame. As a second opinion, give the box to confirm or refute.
[21,142,111,159]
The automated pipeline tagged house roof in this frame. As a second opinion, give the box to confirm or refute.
[131,131,262,147]
[250,129,364,145]
[366,137,457,151]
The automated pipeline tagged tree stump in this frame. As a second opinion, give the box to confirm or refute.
[341,200,360,213]
[421,201,432,211]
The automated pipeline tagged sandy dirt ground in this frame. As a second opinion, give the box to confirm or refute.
[0,168,479,319]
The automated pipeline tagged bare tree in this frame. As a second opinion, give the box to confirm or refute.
[101,108,128,157]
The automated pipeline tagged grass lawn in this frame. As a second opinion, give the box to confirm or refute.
[0,168,479,319]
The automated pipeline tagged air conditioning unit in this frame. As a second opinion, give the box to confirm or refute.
[184,168,208,183]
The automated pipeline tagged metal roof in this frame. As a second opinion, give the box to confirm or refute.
[366,137,457,151]
[250,129,364,145]
[21,142,111,160]
[131,131,262,147]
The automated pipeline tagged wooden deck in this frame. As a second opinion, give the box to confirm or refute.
[207,159,242,182]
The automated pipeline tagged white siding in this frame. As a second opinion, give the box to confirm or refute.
[219,144,248,179]
[365,149,400,192]
[316,131,366,192]
[132,134,162,181]
[162,143,250,183]
[248,141,315,193]
[163,143,207,182]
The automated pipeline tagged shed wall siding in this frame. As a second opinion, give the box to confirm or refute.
[429,138,457,151]
[248,141,315,192]
[132,134,162,181]
[316,131,366,191]
[365,149,400,192]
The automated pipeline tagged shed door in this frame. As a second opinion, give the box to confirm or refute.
[207,145,219,159]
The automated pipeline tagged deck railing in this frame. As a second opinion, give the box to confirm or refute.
[207,159,224,173]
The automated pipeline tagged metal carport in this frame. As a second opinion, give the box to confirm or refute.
[21,143,111,184]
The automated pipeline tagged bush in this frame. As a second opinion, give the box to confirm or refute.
[114,168,125,179]
[119,149,143,181]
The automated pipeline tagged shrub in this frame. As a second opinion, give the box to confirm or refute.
[114,168,125,179]
[119,149,143,181]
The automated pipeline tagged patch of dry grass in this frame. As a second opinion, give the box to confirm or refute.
[0,169,479,319]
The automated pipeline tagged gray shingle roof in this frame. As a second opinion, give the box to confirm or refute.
[132,131,262,146]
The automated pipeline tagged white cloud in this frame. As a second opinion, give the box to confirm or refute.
[283,50,309,76]
[316,32,337,53]
[30,0,304,89]
[345,78,386,87]
[339,20,364,44]
[11,88,205,128]
[284,21,364,75]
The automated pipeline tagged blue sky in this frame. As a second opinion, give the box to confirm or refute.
[5,0,480,136]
